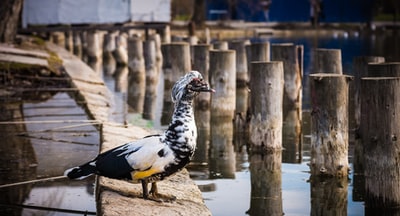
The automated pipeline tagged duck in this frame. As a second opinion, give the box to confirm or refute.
[64,71,214,201]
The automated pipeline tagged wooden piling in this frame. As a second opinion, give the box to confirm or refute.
[112,34,128,66]
[72,31,82,59]
[161,42,191,125]
[249,61,284,152]
[246,42,270,72]
[156,25,171,43]
[309,73,351,177]
[312,48,342,74]
[213,41,228,50]
[191,44,211,165]
[353,56,385,130]
[150,34,163,76]
[361,77,400,208]
[351,56,385,201]
[127,36,145,114]
[271,44,303,159]
[367,62,400,77]
[51,32,65,48]
[271,43,303,110]
[209,50,236,120]
[142,38,159,120]
[229,39,250,88]
[86,31,103,62]
[64,31,73,53]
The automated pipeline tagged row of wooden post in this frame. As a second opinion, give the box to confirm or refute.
[52,29,400,209]
[310,48,400,209]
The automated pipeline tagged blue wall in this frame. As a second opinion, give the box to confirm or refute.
[206,0,374,22]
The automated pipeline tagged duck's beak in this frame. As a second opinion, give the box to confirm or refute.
[191,79,215,93]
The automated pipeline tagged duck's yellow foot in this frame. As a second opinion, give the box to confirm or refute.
[141,181,176,202]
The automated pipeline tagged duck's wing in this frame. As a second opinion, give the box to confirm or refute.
[95,135,174,180]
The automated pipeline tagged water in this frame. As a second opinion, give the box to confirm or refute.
[0,88,98,215]
[189,29,400,216]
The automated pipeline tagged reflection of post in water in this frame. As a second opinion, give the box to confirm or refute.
[209,117,235,179]
[271,43,303,163]
[192,44,211,164]
[161,42,191,125]
[310,176,348,216]
[127,36,145,113]
[114,65,128,93]
[0,102,37,215]
[247,152,282,216]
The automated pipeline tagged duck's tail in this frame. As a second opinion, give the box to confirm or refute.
[64,160,96,180]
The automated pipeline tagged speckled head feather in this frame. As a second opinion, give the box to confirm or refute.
[171,71,213,103]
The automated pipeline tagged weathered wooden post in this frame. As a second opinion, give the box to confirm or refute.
[271,43,303,162]
[361,76,400,209]
[309,73,351,177]
[142,38,160,120]
[248,153,282,216]
[73,31,82,59]
[64,31,73,53]
[367,62,400,77]
[246,42,270,73]
[156,25,171,43]
[102,32,116,75]
[127,36,145,114]
[148,33,163,84]
[112,34,128,66]
[161,42,191,125]
[351,56,385,201]
[80,31,88,62]
[353,56,385,129]
[51,32,65,47]
[86,30,103,63]
[229,39,250,89]
[209,50,236,120]
[213,41,228,50]
[191,44,211,165]
[312,48,342,74]
[249,61,284,152]
[229,40,250,137]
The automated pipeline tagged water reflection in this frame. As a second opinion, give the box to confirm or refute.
[209,117,236,179]
[310,176,348,216]
[0,91,98,214]
[247,152,283,216]
[0,102,36,216]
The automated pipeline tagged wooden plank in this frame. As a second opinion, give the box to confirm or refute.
[0,44,50,59]
[0,53,48,67]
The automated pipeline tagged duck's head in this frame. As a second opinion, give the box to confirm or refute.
[172,71,214,103]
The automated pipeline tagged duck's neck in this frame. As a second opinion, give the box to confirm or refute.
[163,100,197,158]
